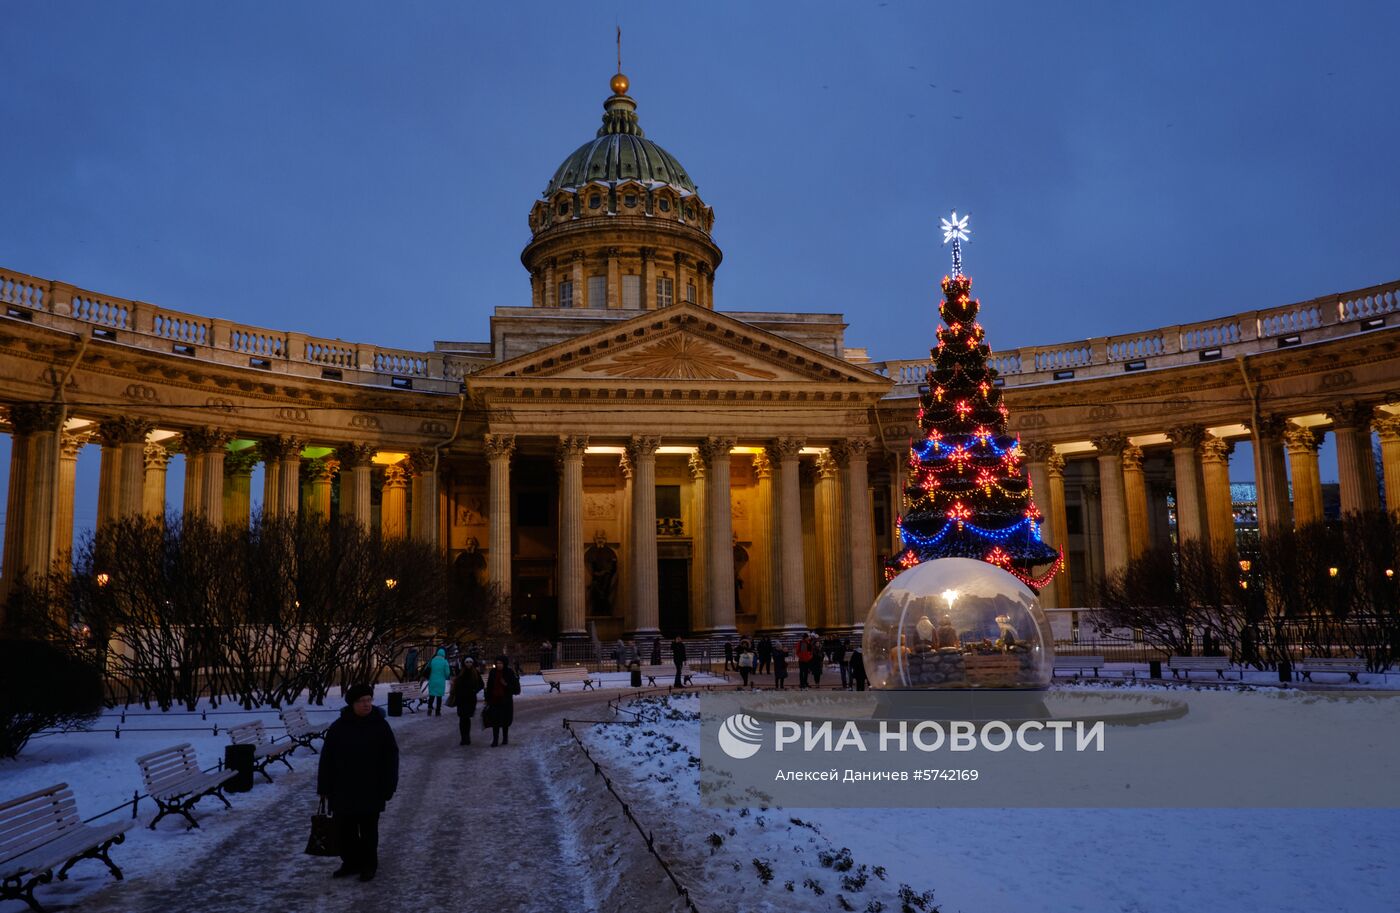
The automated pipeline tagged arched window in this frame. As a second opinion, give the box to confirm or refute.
[658,197,671,212]
[558,201,570,216]
[589,195,602,210]
[624,193,637,208]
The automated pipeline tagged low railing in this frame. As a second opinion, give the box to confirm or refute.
[3,264,1395,398]
[870,277,1400,394]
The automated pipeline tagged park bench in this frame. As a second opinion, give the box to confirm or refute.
[135,743,238,830]
[1293,656,1364,683]
[1167,655,1235,680]
[541,667,595,692]
[388,680,428,713]
[1052,655,1106,678]
[0,783,132,912]
[281,706,331,753]
[644,664,675,686]
[227,720,296,783]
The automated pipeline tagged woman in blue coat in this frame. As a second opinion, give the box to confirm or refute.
[426,647,450,716]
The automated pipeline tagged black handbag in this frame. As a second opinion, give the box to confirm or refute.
[304,798,340,857]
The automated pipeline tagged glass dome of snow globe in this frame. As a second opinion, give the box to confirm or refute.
[863,557,1053,690]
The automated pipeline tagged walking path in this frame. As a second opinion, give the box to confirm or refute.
[72,690,681,913]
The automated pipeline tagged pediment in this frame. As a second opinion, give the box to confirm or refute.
[474,304,889,388]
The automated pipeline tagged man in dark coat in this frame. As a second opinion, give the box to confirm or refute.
[484,656,520,746]
[452,660,484,746]
[671,637,686,687]
[318,684,399,882]
[848,646,867,692]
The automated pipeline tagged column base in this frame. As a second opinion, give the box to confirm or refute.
[625,627,661,639]
[558,630,589,640]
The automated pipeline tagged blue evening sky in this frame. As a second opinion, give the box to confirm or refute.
[1,1,1397,536]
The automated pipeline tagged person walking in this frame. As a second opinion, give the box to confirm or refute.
[671,636,687,687]
[484,656,520,746]
[738,643,755,687]
[651,638,662,666]
[773,644,789,689]
[452,659,484,746]
[796,636,813,689]
[403,645,419,682]
[723,641,734,671]
[425,647,450,716]
[317,684,399,882]
[833,637,848,689]
[849,646,867,691]
[811,638,825,688]
[757,637,772,675]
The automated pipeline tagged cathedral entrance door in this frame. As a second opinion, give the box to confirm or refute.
[657,558,690,636]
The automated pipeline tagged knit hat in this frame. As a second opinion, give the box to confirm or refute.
[344,684,374,704]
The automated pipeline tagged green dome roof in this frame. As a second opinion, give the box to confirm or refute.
[544,88,697,197]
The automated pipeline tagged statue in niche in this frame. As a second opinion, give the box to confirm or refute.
[453,537,487,603]
[585,529,618,616]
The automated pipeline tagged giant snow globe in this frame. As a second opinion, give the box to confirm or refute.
[864,558,1053,690]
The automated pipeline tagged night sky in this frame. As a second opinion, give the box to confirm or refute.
[1,0,1396,535]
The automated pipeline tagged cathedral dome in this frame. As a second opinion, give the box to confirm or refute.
[543,78,697,197]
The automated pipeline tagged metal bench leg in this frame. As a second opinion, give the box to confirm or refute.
[3,873,53,913]
[278,755,295,772]
[646,676,657,686]
[210,787,232,810]
[548,681,561,693]
[256,763,275,784]
[583,681,594,691]
[1350,672,1360,683]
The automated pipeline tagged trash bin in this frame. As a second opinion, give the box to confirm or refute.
[1277,658,1292,683]
[629,661,642,688]
[224,743,254,793]
[387,691,404,717]
[1148,660,1162,679]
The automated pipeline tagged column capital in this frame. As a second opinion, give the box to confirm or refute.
[7,403,63,435]
[1248,414,1289,439]
[143,441,174,470]
[405,448,436,475]
[557,434,589,460]
[256,435,304,463]
[1023,440,1055,463]
[1329,401,1375,430]
[1121,444,1145,471]
[698,436,736,463]
[639,246,655,261]
[97,416,155,447]
[625,434,661,462]
[382,461,410,486]
[752,450,773,479]
[1167,424,1206,449]
[687,452,706,480]
[484,433,516,460]
[570,249,585,262]
[224,448,259,476]
[1199,435,1232,464]
[1092,432,1129,457]
[62,430,93,459]
[831,437,872,464]
[303,457,338,483]
[1373,414,1400,441]
[769,437,804,460]
[605,246,621,259]
[1284,423,1321,454]
[334,442,377,469]
[180,426,233,454]
[1046,452,1067,477]
[816,450,841,480]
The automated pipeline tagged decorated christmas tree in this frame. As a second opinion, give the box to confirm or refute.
[889,213,1063,590]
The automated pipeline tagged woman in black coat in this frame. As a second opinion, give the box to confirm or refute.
[452,659,484,746]
[317,684,400,881]
[483,655,520,746]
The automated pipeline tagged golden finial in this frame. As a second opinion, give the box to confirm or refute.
[611,25,629,95]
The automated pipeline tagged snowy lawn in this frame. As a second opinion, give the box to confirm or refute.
[582,689,1400,913]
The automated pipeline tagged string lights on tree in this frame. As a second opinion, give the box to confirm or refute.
[888,212,1063,591]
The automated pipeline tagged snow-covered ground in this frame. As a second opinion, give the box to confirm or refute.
[582,689,1400,913]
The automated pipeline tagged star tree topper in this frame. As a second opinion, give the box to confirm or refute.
[941,211,970,276]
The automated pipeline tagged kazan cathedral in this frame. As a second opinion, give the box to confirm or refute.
[1,71,1398,641]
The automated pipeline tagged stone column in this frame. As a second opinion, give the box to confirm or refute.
[701,436,737,633]
[335,443,375,528]
[1199,435,1236,558]
[815,449,849,630]
[639,248,654,310]
[1121,444,1151,560]
[485,434,515,630]
[182,428,231,524]
[530,267,543,308]
[58,432,90,557]
[544,258,557,309]
[99,418,153,521]
[2,411,34,593]
[1046,453,1072,608]
[751,450,776,631]
[1250,415,1293,534]
[278,440,303,520]
[5,405,62,589]
[409,448,440,545]
[1284,425,1323,527]
[223,449,257,529]
[570,251,585,307]
[258,440,282,518]
[1330,403,1380,515]
[617,452,632,621]
[1093,434,1130,577]
[625,435,661,636]
[771,439,807,630]
[140,441,170,521]
[1024,442,1058,609]
[1167,425,1207,545]
[304,458,336,521]
[557,435,588,637]
[95,432,122,529]
[1374,415,1400,517]
[380,462,409,538]
[606,248,621,309]
[674,253,689,304]
[837,439,875,625]
[687,453,708,632]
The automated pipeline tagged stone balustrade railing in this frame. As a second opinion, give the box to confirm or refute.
[870,278,1400,396]
[2,265,1396,398]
